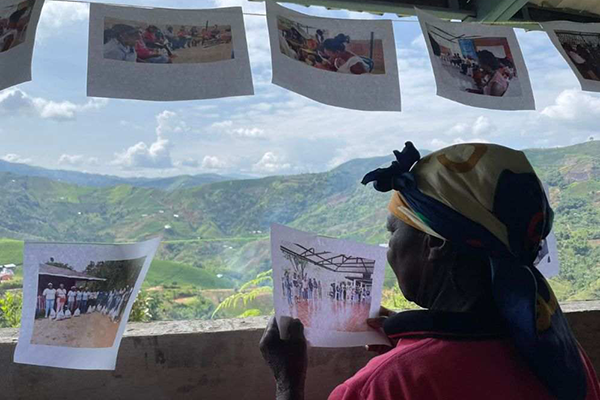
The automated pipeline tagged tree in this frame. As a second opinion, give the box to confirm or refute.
[0,291,22,328]
[212,270,273,319]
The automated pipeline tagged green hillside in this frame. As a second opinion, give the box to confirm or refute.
[0,141,599,304]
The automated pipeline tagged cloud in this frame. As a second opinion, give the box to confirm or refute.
[230,127,266,138]
[447,116,496,137]
[429,137,490,150]
[1,154,31,164]
[252,152,291,173]
[211,120,233,129]
[541,90,600,121]
[112,111,183,169]
[0,89,107,121]
[202,155,228,169]
[58,154,99,166]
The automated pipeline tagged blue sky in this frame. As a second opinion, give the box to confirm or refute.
[1,0,599,178]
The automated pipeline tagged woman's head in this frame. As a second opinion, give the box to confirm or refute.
[322,34,349,57]
[111,24,140,47]
[477,50,500,72]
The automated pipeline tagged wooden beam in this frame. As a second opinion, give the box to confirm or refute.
[250,0,476,20]
[470,0,529,22]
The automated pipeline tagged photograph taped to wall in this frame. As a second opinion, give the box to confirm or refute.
[266,1,401,111]
[417,10,534,110]
[0,0,44,91]
[543,21,600,93]
[88,3,253,101]
[270,224,389,347]
[14,237,161,370]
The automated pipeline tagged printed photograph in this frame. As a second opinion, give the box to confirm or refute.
[0,0,35,53]
[31,256,146,348]
[278,242,374,332]
[555,30,600,82]
[276,15,385,75]
[103,17,233,64]
[425,23,521,97]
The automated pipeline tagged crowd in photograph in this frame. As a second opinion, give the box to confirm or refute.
[0,0,34,53]
[438,49,516,96]
[558,35,600,81]
[278,18,377,75]
[281,270,372,306]
[103,21,231,63]
[37,283,134,323]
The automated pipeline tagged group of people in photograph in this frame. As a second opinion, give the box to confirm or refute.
[103,21,231,63]
[281,270,372,306]
[38,283,134,323]
[438,48,516,96]
[278,18,377,75]
[0,0,34,53]
[558,35,600,81]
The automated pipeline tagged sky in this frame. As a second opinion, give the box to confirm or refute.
[1,0,599,178]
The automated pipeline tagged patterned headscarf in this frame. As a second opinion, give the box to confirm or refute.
[362,142,587,400]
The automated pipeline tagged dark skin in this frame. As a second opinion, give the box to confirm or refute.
[260,214,453,399]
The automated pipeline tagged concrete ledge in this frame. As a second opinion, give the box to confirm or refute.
[1,302,599,400]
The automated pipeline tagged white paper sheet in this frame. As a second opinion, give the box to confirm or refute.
[417,10,535,111]
[0,0,44,91]
[270,224,389,347]
[87,3,253,101]
[14,237,161,370]
[266,1,401,112]
[543,21,600,93]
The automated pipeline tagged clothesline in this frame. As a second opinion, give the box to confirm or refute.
[49,0,421,22]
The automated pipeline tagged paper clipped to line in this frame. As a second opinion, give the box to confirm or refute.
[14,236,161,370]
[543,21,600,93]
[417,9,535,111]
[266,1,401,112]
[87,3,254,101]
[271,224,389,348]
[0,0,45,91]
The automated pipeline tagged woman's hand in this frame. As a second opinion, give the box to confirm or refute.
[365,307,397,355]
[259,316,307,400]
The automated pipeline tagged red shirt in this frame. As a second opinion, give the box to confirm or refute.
[329,338,600,400]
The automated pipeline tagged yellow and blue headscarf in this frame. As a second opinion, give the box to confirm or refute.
[362,142,587,400]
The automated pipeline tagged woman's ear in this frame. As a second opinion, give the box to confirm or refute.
[425,234,453,262]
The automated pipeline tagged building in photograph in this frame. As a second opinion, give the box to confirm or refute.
[36,263,106,294]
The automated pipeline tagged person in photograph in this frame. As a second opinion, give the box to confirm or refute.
[80,286,89,313]
[142,25,174,58]
[103,24,139,62]
[0,0,33,52]
[67,286,77,312]
[135,35,171,64]
[42,283,56,318]
[320,34,374,75]
[55,283,67,314]
[75,286,83,310]
[475,50,509,97]
[260,142,600,400]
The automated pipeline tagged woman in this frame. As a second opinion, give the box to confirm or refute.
[260,142,600,400]
[477,50,509,96]
[320,34,373,75]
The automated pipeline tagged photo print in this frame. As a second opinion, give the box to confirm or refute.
[266,1,401,111]
[543,21,600,92]
[14,237,161,370]
[88,3,253,101]
[0,0,44,91]
[271,224,389,347]
[417,10,534,110]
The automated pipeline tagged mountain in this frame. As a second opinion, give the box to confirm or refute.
[0,141,599,300]
[0,159,232,190]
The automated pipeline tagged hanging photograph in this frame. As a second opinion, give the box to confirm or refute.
[14,237,161,370]
[417,10,534,111]
[270,224,389,348]
[0,0,44,91]
[543,21,600,93]
[87,3,253,101]
[266,1,401,111]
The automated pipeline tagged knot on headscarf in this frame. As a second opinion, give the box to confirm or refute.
[362,142,587,400]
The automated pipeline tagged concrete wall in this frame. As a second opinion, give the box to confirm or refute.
[1,302,599,400]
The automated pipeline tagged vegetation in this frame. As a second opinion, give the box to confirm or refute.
[0,141,599,322]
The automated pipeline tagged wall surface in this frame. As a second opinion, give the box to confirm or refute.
[0,301,599,400]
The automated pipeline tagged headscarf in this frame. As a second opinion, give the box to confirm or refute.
[362,142,587,400]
